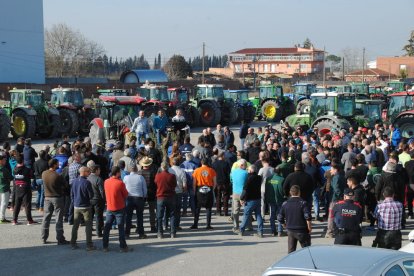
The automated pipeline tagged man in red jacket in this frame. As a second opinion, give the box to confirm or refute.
[103,166,132,253]
[154,162,177,239]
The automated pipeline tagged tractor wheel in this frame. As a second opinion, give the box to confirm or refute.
[59,109,79,137]
[244,106,256,123]
[395,115,414,138]
[89,120,105,146]
[313,119,349,136]
[235,107,244,124]
[221,104,237,125]
[40,114,61,139]
[79,109,96,135]
[186,106,200,127]
[261,100,281,122]
[296,99,311,115]
[0,113,10,141]
[199,101,221,127]
[11,110,36,139]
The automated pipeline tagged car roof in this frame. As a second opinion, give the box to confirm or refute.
[265,245,414,276]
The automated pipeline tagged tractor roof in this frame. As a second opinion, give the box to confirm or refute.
[51,87,83,92]
[197,84,223,88]
[293,83,315,86]
[140,83,167,89]
[9,89,43,94]
[97,89,126,92]
[225,89,250,93]
[98,95,146,105]
[168,87,188,92]
[355,99,383,104]
[388,91,414,97]
[311,92,353,97]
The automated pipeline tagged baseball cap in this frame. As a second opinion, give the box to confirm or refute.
[344,188,355,197]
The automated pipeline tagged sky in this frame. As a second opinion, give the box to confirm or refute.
[43,0,414,62]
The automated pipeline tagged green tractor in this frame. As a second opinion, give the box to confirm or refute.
[386,81,412,93]
[284,92,365,135]
[351,82,369,96]
[335,85,352,93]
[0,108,11,141]
[224,90,255,123]
[355,99,384,128]
[195,84,237,126]
[249,84,295,121]
[4,89,60,139]
[290,83,317,114]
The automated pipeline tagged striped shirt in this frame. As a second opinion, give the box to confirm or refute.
[374,198,403,230]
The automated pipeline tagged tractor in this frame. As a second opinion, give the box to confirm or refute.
[335,85,352,93]
[386,81,412,93]
[135,83,170,117]
[50,87,96,136]
[290,83,317,114]
[386,92,414,137]
[224,90,255,123]
[355,99,384,128]
[4,89,60,139]
[249,84,295,121]
[89,95,147,145]
[167,87,200,127]
[0,108,11,141]
[195,84,237,126]
[284,92,369,135]
[96,89,128,96]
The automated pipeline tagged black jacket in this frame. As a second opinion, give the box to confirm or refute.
[212,159,231,186]
[241,173,262,201]
[34,158,48,180]
[283,170,314,200]
[332,199,363,232]
[278,197,311,232]
[375,172,405,202]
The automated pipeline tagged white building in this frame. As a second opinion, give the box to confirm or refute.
[0,0,45,83]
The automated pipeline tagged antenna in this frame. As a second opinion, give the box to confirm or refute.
[307,247,318,270]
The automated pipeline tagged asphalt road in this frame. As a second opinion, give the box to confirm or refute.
[1,121,413,276]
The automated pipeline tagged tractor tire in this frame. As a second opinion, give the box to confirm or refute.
[59,109,79,137]
[199,101,221,127]
[79,108,96,135]
[261,100,281,122]
[235,107,244,124]
[395,115,414,138]
[244,106,256,123]
[296,99,311,115]
[11,110,36,139]
[186,106,200,127]
[221,104,237,125]
[312,118,349,136]
[0,113,10,141]
[89,120,105,146]
[41,114,61,139]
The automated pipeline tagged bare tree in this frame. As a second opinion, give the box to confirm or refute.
[45,23,105,77]
[341,47,362,74]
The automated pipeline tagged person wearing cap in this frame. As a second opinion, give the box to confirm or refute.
[191,158,217,230]
[332,188,363,245]
[0,151,13,223]
[278,185,312,253]
[373,186,403,250]
[138,156,158,233]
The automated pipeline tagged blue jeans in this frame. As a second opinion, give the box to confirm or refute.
[36,179,44,209]
[312,187,320,218]
[137,132,148,144]
[240,199,263,234]
[157,197,176,235]
[269,203,283,233]
[103,209,127,249]
[125,197,145,235]
[240,138,245,150]
[155,130,166,146]
[182,188,195,214]
[175,193,183,228]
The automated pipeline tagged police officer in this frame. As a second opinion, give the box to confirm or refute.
[332,188,363,245]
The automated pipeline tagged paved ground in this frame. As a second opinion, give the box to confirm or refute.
[1,121,413,276]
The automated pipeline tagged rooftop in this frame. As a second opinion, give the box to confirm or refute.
[229,47,323,55]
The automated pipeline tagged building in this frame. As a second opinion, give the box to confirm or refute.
[376,56,414,78]
[120,70,168,83]
[228,47,325,77]
[344,68,395,82]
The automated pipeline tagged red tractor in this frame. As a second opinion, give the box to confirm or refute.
[89,95,147,145]
[386,91,414,137]
[167,87,200,127]
[51,87,95,136]
[135,83,170,117]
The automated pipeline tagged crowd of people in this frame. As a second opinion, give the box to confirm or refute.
[0,112,412,254]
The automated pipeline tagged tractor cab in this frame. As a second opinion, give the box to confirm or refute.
[292,83,316,101]
[355,99,383,127]
[225,90,250,104]
[310,92,355,123]
[97,89,128,96]
[196,84,225,100]
[10,89,45,109]
[387,92,414,137]
[51,88,85,108]
[335,85,352,93]
[168,87,189,104]
[136,83,170,103]
[386,81,411,93]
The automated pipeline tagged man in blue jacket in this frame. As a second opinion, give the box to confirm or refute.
[70,166,95,251]
[390,124,401,150]
[153,109,168,146]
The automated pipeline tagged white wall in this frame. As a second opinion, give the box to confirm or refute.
[0,0,45,83]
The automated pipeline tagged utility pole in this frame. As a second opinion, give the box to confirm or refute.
[342,57,345,81]
[322,46,326,88]
[202,42,205,84]
[362,47,365,82]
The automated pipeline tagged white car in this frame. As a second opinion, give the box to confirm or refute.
[263,245,414,276]
[400,230,414,254]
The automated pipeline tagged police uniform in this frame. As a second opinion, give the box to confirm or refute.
[332,188,363,245]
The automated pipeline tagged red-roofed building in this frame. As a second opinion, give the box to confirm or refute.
[344,68,396,82]
[228,46,325,77]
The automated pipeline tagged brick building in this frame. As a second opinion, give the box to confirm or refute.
[376,56,414,78]
[344,68,396,82]
[228,47,324,77]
